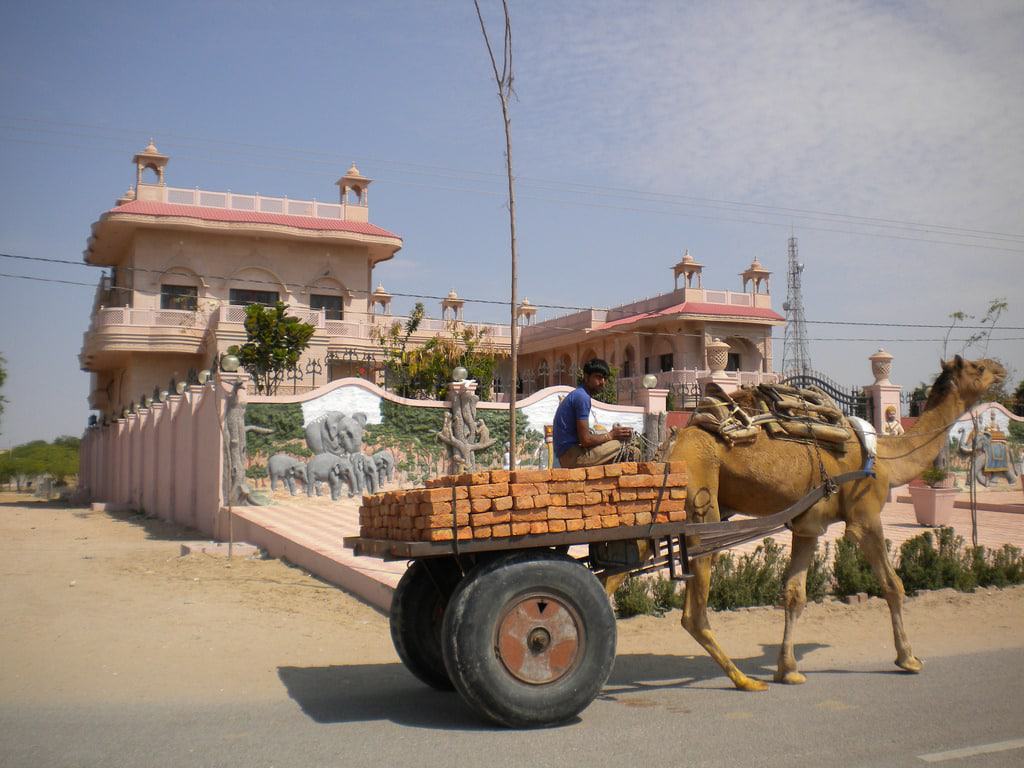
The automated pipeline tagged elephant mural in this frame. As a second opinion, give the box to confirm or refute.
[959,429,1019,487]
[306,453,358,500]
[373,449,396,486]
[349,452,379,495]
[267,453,306,495]
[305,411,367,456]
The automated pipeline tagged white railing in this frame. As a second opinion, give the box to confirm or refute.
[161,185,349,219]
[94,307,203,329]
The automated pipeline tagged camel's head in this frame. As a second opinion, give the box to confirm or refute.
[926,356,1006,410]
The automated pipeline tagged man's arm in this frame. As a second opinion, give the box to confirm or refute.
[575,419,632,449]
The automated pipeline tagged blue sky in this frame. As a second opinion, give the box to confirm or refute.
[1,0,1021,446]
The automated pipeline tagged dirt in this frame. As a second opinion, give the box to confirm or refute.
[2,495,1022,706]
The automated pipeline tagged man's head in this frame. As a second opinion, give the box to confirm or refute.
[581,358,611,396]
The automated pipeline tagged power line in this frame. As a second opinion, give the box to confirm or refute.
[2,251,1023,332]
[2,118,1023,250]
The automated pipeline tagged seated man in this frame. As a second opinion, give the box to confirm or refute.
[552,358,633,468]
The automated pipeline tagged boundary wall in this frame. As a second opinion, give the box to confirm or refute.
[79,375,654,540]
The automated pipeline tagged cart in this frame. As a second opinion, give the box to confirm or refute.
[343,469,870,728]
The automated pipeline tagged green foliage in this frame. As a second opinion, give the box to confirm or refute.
[650,575,685,612]
[474,408,543,468]
[371,302,425,398]
[897,527,976,594]
[833,537,882,597]
[245,463,267,480]
[235,302,315,395]
[970,544,1024,587]
[921,466,948,488]
[0,436,80,485]
[707,538,786,610]
[244,403,305,458]
[613,576,657,618]
[1008,419,1024,444]
[805,541,833,602]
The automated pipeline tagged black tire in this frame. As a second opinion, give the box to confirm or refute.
[442,550,617,728]
[390,558,461,690]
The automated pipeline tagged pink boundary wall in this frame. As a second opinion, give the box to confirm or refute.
[79,375,650,539]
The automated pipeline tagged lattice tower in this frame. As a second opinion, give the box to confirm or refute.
[780,235,812,375]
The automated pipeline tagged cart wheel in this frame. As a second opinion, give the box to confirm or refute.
[390,558,461,691]
[442,550,616,728]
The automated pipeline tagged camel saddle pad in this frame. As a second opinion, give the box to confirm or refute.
[692,382,852,449]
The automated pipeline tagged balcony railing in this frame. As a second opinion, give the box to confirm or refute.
[89,304,512,344]
[158,185,347,220]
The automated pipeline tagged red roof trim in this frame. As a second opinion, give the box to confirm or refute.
[108,200,402,240]
[594,300,784,330]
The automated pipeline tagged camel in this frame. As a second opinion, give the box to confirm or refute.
[665,355,1005,691]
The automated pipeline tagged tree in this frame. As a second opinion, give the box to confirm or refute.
[408,321,506,401]
[233,302,315,395]
[0,437,79,489]
[372,302,426,397]
[475,0,520,467]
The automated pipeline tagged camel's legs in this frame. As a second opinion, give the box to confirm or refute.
[845,521,922,673]
[680,552,769,692]
[774,533,818,684]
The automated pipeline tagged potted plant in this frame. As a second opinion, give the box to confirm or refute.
[908,467,958,526]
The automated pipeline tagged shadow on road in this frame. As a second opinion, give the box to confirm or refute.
[279,643,837,728]
[278,663,505,731]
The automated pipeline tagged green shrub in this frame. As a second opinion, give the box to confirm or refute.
[833,537,882,597]
[613,576,657,618]
[897,527,976,594]
[969,544,1024,588]
[707,538,786,610]
[650,575,685,613]
[921,466,948,487]
[805,541,833,602]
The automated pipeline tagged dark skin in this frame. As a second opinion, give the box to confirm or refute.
[575,371,633,449]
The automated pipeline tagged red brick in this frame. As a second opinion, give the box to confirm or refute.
[638,461,664,475]
[549,468,573,480]
[511,522,532,536]
[665,473,688,486]
[585,465,606,479]
[492,523,511,538]
[509,483,538,496]
[549,481,584,493]
[510,469,550,483]
[618,462,638,475]
[512,509,549,522]
[634,511,652,525]
[470,497,493,513]
[669,488,687,500]
[603,464,623,477]
[529,522,549,535]
[584,516,602,530]
[567,492,588,506]
[566,518,585,532]
[469,482,509,499]
[548,519,567,533]
[657,499,686,513]
[619,474,656,488]
[548,493,567,505]
[472,525,493,539]
[668,509,686,521]
[547,506,583,520]
[636,488,658,500]
[493,496,514,511]
[489,470,510,483]
[618,489,637,501]
[532,493,551,506]
[617,513,636,526]
[512,495,535,510]
[425,512,469,527]
[471,510,511,526]
[601,514,620,528]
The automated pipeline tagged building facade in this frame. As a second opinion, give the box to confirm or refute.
[79,142,511,417]
[516,250,784,405]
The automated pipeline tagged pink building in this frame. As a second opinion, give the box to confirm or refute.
[79,142,511,417]
[517,250,784,405]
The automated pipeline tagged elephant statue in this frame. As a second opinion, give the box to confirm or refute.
[373,449,396,486]
[349,452,379,495]
[306,453,358,500]
[959,429,1019,487]
[267,453,306,495]
[305,411,367,457]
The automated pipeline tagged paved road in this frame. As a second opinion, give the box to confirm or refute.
[3,647,1022,768]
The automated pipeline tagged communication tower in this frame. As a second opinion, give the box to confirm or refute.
[780,235,812,375]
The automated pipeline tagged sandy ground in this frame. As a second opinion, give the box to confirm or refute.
[2,495,1023,708]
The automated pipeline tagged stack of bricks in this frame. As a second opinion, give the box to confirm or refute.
[358,461,687,542]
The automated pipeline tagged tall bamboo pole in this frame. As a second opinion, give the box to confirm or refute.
[474,0,518,469]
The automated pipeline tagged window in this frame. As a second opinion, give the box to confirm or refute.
[726,352,741,372]
[230,289,279,306]
[659,353,674,372]
[161,284,198,311]
[622,358,633,379]
[310,294,343,320]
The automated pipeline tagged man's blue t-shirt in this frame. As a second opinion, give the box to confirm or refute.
[553,386,591,458]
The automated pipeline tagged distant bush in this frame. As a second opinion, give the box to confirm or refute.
[897,527,976,594]
[833,537,883,598]
[613,576,657,618]
[805,541,833,603]
[707,538,786,611]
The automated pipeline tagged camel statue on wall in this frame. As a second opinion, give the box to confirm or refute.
[668,356,1005,691]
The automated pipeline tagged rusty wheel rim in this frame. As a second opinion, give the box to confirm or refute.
[495,592,583,685]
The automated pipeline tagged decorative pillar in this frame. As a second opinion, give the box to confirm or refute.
[699,337,738,394]
[864,348,902,432]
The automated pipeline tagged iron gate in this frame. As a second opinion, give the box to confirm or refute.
[779,370,872,422]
